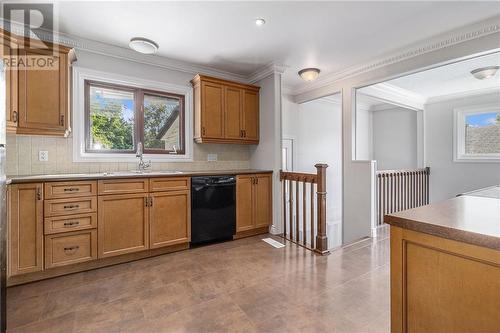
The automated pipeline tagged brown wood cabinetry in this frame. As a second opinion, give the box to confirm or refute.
[192,75,260,144]
[1,30,72,136]
[236,173,272,235]
[6,173,268,284]
[7,183,44,276]
[150,190,190,248]
[149,177,191,248]
[44,229,97,269]
[1,32,19,133]
[98,193,150,258]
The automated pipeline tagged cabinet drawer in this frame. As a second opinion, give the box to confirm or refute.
[44,230,97,269]
[44,213,97,235]
[98,178,149,195]
[150,177,190,192]
[44,197,97,217]
[44,181,97,199]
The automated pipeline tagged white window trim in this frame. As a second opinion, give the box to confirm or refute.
[72,66,193,163]
[453,104,500,163]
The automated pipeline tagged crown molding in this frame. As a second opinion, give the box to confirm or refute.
[359,83,425,110]
[1,19,252,83]
[248,62,288,84]
[288,16,500,96]
[425,86,500,105]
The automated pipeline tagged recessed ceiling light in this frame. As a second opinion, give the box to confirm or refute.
[255,18,266,26]
[298,68,321,81]
[129,37,159,54]
[471,66,499,80]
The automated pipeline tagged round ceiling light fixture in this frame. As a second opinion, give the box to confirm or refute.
[298,68,321,81]
[470,66,499,80]
[129,37,159,54]
[255,18,266,26]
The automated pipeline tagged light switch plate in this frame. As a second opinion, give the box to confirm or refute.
[207,154,218,162]
[39,151,49,162]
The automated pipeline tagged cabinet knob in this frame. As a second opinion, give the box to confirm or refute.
[64,245,79,252]
[12,111,18,123]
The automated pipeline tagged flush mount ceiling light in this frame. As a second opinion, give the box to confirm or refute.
[470,66,499,80]
[255,18,266,26]
[129,37,159,54]
[298,68,320,81]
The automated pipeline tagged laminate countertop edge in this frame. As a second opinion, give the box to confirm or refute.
[7,169,274,184]
[385,194,500,251]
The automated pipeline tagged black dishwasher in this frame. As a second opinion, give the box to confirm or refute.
[191,176,236,244]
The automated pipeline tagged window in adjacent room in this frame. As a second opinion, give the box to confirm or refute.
[85,80,185,155]
[454,105,500,161]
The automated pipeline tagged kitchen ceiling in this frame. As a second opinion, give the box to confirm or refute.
[46,1,500,90]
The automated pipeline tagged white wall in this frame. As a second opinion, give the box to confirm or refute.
[425,91,500,202]
[281,96,343,248]
[249,73,282,234]
[372,107,418,170]
[297,99,342,226]
[355,107,373,160]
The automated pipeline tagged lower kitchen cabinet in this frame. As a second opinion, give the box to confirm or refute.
[150,190,190,249]
[98,193,149,258]
[236,175,254,232]
[44,229,97,269]
[236,173,272,234]
[254,174,273,228]
[8,183,44,276]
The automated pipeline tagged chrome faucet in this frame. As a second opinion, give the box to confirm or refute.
[136,142,151,172]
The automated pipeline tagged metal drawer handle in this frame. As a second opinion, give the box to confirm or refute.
[63,188,80,192]
[63,204,80,209]
[64,245,79,252]
[63,221,80,227]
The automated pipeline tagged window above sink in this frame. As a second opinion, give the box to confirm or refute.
[72,67,193,163]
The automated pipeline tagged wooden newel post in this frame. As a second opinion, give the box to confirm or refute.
[314,164,330,255]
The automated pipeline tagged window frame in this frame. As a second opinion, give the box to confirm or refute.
[73,67,193,163]
[84,80,186,155]
[453,104,500,162]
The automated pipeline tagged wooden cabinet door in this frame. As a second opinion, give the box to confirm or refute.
[243,90,259,141]
[98,193,149,258]
[254,174,272,228]
[17,48,67,135]
[8,183,44,276]
[150,190,190,249]
[201,81,224,139]
[224,86,243,140]
[236,175,254,232]
[2,41,18,133]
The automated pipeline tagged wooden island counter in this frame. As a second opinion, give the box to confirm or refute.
[385,186,500,333]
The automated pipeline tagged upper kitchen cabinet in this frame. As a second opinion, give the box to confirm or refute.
[191,74,260,144]
[1,30,18,133]
[2,31,73,136]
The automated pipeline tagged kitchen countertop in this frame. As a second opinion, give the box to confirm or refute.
[7,169,273,184]
[385,185,500,250]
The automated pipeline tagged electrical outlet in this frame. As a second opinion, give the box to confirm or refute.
[39,151,49,162]
[207,154,218,162]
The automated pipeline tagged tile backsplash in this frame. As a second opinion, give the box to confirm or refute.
[6,134,251,176]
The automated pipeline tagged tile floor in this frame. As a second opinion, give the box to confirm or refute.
[7,234,390,332]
